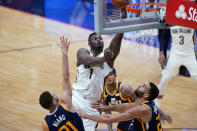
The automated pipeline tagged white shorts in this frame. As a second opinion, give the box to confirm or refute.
[163,50,197,78]
[72,90,100,131]
[159,50,197,95]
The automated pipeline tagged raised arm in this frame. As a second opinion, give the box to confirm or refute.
[105,33,124,67]
[59,36,73,110]
[105,8,128,68]
[93,102,138,113]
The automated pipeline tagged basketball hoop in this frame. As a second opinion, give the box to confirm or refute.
[126,3,166,13]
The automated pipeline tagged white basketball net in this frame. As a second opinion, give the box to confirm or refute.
[124,29,157,46]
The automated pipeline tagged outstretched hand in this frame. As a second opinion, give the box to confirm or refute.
[59,36,70,54]
[92,102,106,112]
[79,109,88,119]
[161,113,173,124]
[104,48,114,62]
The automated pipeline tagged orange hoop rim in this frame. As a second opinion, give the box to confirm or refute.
[126,3,166,13]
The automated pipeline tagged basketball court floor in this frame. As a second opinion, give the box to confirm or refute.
[0,5,197,131]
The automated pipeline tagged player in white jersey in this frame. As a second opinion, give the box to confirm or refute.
[72,9,128,131]
[72,32,125,130]
[155,26,197,107]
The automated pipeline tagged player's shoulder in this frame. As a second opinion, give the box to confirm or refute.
[142,101,153,111]
[77,48,89,54]
[77,48,90,60]
[77,48,90,63]
[58,103,71,112]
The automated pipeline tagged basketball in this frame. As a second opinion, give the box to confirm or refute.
[111,0,130,8]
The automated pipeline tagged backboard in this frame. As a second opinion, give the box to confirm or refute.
[94,0,169,34]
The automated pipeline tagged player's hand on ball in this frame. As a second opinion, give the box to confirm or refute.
[104,48,114,62]
[112,0,130,9]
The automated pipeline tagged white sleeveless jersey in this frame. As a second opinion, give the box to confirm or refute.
[170,26,195,54]
[72,53,112,102]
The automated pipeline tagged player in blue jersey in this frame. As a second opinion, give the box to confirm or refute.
[79,82,172,131]
[39,36,85,131]
[102,68,135,131]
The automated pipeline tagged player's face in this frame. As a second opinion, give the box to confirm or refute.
[50,92,59,105]
[135,83,150,98]
[89,33,104,54]
[107,73,116,85]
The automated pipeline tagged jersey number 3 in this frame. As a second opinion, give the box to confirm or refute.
[179,35,184,45]
[59,121,78,131]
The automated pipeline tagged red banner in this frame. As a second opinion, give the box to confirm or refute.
[166,0,197,29]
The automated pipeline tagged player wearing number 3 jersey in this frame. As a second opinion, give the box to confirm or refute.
[155,26,197,107]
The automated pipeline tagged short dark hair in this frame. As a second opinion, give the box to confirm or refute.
[88,32,97,43]
[111,68,116,75]
[147,82,159,101]
[39,91,53,109]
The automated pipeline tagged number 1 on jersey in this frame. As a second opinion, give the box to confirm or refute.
[89,69,93,79]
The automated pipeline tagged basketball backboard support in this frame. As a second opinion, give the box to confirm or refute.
[94,0,170,34]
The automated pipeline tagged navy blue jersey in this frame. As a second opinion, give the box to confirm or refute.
[133,101,162,131]
[103,81,134,131]
[43,104,85,131]
[103,81,133,105]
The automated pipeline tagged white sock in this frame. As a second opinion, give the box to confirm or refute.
[154,98,161,108]
[158,76,169,95]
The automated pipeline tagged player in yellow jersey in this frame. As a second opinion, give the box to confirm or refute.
[102,69,135,131]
